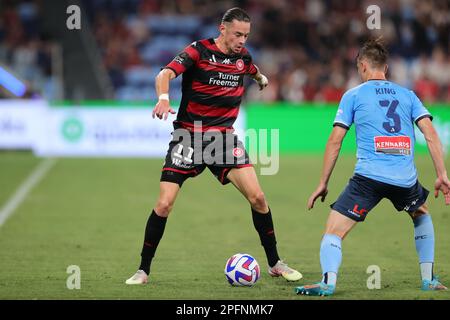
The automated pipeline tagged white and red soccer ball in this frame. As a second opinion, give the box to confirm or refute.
[224,253,260,286]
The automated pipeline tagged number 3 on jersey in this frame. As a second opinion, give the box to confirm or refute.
[379,99,401,133]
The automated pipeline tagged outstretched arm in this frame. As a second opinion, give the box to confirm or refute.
[152,68,177,120]
[308,126,348,210]
[417,117,450,205]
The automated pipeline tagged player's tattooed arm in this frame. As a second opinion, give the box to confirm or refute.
[152,68,177,120]
[308,126,348,210]
[417,117,450,205]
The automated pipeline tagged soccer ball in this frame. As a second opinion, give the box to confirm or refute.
[224,253,260,286]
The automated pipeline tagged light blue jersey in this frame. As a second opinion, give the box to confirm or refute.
[334,80,432,187]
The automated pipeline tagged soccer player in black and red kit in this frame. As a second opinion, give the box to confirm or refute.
[126,7,302,285]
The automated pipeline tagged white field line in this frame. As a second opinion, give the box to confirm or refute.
[0,158,57,227]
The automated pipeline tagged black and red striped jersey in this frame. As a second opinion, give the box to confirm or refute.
[164,38,258,132]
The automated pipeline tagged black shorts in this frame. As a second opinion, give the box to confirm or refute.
[331,174,429,222]
[160,130,252,187]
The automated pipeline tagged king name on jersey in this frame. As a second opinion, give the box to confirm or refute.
[375,88,396,95]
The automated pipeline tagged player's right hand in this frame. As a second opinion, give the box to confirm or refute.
[152,99,176,120]
[307,183,328,210]
[434,176,450,205]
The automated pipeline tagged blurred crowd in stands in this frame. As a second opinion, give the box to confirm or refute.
[1,0,449,103]
[0,0,57,99]
[83,0,449,103]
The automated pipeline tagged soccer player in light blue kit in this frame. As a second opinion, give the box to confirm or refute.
[296,39,450,296]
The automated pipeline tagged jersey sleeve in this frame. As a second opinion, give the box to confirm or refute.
[333,90,355,129]
[164,42,200,77]
[410,91,433,125]
[247,60,258,75]
[243,51,258,75]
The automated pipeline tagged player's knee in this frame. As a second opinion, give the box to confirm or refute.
[248,191,267,211]
[155,199,174,217]
[324,222,349,239]
[324,229,347,240]
[410,204,429,220]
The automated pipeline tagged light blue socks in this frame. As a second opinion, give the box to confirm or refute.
[318,215,435,286]
[413,214,435,281]
[320,234,342,286]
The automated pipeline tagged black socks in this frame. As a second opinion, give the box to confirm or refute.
[139,210,167,275]
[138,208,280,274]
[251,208,280,267]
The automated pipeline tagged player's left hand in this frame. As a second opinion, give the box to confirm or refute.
[307,183,328,210]
[434,176,450,205]
[254,74,268,90]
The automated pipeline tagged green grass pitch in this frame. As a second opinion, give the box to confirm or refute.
[0,151,449,300]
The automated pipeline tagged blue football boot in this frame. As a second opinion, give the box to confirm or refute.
[295,282,335,296]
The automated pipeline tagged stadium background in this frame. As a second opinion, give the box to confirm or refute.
[0,0,449,300]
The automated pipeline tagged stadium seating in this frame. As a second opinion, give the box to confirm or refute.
[1,0,449,103]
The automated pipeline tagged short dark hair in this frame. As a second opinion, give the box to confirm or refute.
[356,37,389,69]
[221,7,251,24]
